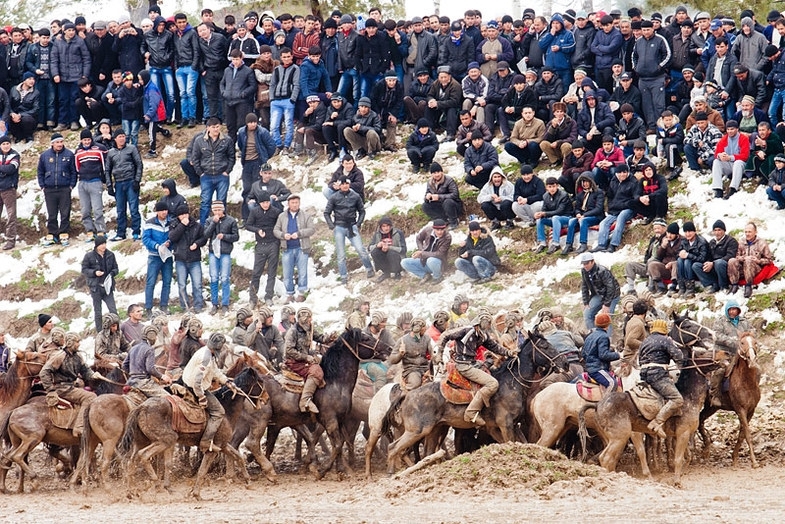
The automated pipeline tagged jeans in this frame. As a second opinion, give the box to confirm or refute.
[684,142,714,171]
[90,289,117,333]
[333,224,372,278]
[176,259,204,310]
[360,72,382,98]
[149,66,175,120]
[78,179,106,234]
[36,79,56,125]
[337,68,361,104]
[145,254,173,310]
[114,179,141,237]
[583,294,619,334]
[176,66,199,121]
[455,256,496,280]
[566,215,601,245]
[401,257,443,280]
[270,99,295,147]
[766,186,785,209]
[770,87,785,125]
[692,259,729,290]
[241,159,261,220]
[282,247,309,296]
[676,257,696,281]
[208,252,232,306]
[597,209,634,247]
[57,81,79,125]
[536,216,567,245]
[122,119,140,146]
[199,174,230,224]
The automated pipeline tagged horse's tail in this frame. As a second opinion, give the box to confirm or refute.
[118,406,141,457]
[578,403,597,463]
[381,388,405,439]
[80,403,93,471]
[0,412,11,466]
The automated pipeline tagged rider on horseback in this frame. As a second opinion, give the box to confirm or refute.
[709,299,752,407]
[246,306,284,370]
[389,317,439,390]
[284,307,329,414]
[439,313,518,426]
[361,311,396,393]
[39,332,103,437]
[182,332,236,452]
[536,320,584,388]
[581,312,619,388]
[123,324,172,398]
[95,313,131,366]
[638,319,684,438]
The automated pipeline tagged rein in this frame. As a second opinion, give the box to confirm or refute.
[507,337,561,386]
[340,332,380,361]
[673,319,712,348]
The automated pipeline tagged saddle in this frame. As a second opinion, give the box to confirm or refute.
[123,389,149,411]
[439,361,486,405]
[166,395,206,433]
[627,382,667,421]
[274,369,305,394]
[575,372,622,402]
[47,399,79,430]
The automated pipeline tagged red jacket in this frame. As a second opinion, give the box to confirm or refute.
[714,132,750,162]
[591,146,625,171]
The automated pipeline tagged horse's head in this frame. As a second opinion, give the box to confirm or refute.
[738,332,760,370]
[18,351,48,374]
[526,330,569,372]
[670,312,715,349]
[341,328,380,360]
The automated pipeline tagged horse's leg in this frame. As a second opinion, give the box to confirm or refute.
[316,417,346,480]
[264,424,281,460]
[630,432,652,478]
[137,441,171,482]
[698,413,713,460]
[221,444,250,484]
[243,418,277,482]
[190,450,218,500]
[364,423,384,479]
[9,433,44,490]
[342,417,361,469]
[733,409,758,468]
[387,429,429,475]
[672,429,691,488]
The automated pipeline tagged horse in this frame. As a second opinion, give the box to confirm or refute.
[591,314,726,486]
[698,332,762,468]
[0,351,48,425]
[118,366,264,500]
[237,328,380,480]
[385,332,567,475]
[364,382,401,478]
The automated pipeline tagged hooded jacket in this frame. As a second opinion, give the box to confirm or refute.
[713,299,752,351]
[142,17,175,68]
[577,92,616,136]
[573,174,605,220]
[539,15,575,71]
[457,226,501,266]
[160,178,187,216]
[168,215,206,263]
[477,172,514,209]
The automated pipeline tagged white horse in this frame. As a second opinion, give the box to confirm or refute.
[364,383,401,478]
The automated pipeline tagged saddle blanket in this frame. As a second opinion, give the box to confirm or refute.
[275,371,304,394]
[166,395,206,433]
[575,372,622,402]
[627,382,666,421]
[439,361,485,405]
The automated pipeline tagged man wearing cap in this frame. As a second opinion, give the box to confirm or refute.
[407,17,438,80]
[106,128,143,241]
[477,20,513,79]
[141,201,172,316]
[590,15,624,92]
[343,96,382,159]
[324,176,374,283]
[0,136,19,250]
[512,164,545,225]
[81,234,119,331]
[581,308,619,387]
[711,119,750,199]
[483,61,512,137]
[610,74,642,119]
[51,21,91,131]
[245,188,282,307]
[426,66,461,141]
[455,110,490,157]
[623,218,668,294]
[728,65,766,114]
[439,21,474,82]
[322,94,354,161]
[237,113,277,221]
[577,90,616,153]
[423,162,463,229]
[580,253,620,333]
[692,219,739,294]
[8,72,38,142]
[572,12,596,72]
[370,70,403,151]
[401,220,452,284]
[767,155,785,209]
[247,162,291,212]
[37,133,77,246]
[461,62,489,123]
[74,128,108,242]
[204,201,239,314]
[632,20,671,130]
[26,314,55,353]
[464,128,499,188]
[274,195,315,302]
[169,202,206,313]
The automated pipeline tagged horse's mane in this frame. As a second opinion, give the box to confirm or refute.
[225,353,247,377]
[0,358,21,404]
[321,328,363,381]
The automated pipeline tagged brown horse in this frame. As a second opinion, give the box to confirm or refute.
[698,332,762,467]
[0,351,48,425]
[118,366,263,499]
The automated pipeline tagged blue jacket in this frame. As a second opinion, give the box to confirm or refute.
[37,147,77,189]
[142,215,170,256]
[590,27,624,70]
[576,94,616,137]
[298,58,331,100]
[582,328,619,373]
[539,16,575,71]
[0,148,21,191]
[142,81,164,122]
[236,125,277,166]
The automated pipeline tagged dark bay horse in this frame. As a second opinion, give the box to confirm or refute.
[385,332,566,475]
[0,351,48,425]
[698,332,762,467]
[119,367,264,499]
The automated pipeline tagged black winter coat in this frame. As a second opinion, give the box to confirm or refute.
[168,216,206,263]
[81,248,119,294]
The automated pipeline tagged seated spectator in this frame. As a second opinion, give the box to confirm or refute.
[76,77,108,131]
[477,166,515,230]
[533,176,573,254]
[593,163,639,253]
[609,72,642,117]
[461,62,489,124]
[512,165,545,226]
[322,94,354,162]
[692,219,739,293]
[455,220,500,283]
[294,95,327,165]
[673,221,708,298]
[455,110,491,157]
[323,154,365,200]
[405,118,439,173]
[403,69,433,124]
[370,71,403,151]
[622,218,667,294]
[343,97,382,160]
[683,111,722,172]
[745,121,783,184]
[563,174,605,255]
[498,74,537,143]
[626,141,652,179]
[728,222,773,298]
[8,74,38,143]
[766,154,785,209]
[577,89,615,152]
[561,68,590,119]
[464,130,499,189]
[400,219,452,284]
[711,120,750,199]
[368,216,406,282]
[425,66,462,140]
[539,101,577,167]
[731,95,769,135]
[683,95,726,133]
[558,139,593,194]
[503,105,545,167]
[631,163,668,223]
[648,222,682,296]
[484,61,513,136]
[533,67,565,122]
[93,119,114,149]
[590,135,625,191]
[422,162,463,229]
[616,104,646,157]
[656,110,685,181]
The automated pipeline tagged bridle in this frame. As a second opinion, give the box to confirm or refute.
[672,318,713,348]
[507,335,563,386]
[16,358,44,380]
[340,331,382,361]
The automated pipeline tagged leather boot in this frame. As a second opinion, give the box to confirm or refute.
[200,415,223,452]
[463,392,486,426]
[299,376,320,413]
[709,370,723,408]
[647,400,680,438]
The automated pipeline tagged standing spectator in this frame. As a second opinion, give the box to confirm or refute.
[368,216,406,282]
[590,15,624,92]
[477,20,513,79]
[425,66,462,140]
[204,201,239,314]
[138,69,170,158]
[237,113,277,221]
[455,220,500,283]
[196,23,229,121]
[400,220,452,284]
[37,133,76,246]
[229,21,260,67]
[74,129,108,242]
[168,203,206,313]
[106,128,143,241]
[503,105,545,167]
[336,15,360,104]
[192,117,235,224]
[247,163,291,212]
[81,236,118,331]
[26,28,56,129]
[533,176,573,254]
[593,164,640,253]
[321,18,340,91]
[116,71,143,146]
[407,17,438,80]
[173,13,200,128]
[142,16,175,122]
[539,14,575,85]
[221,49,257,141]
[632,20,671,131]
[477,167,515,229]
[141,201,172,316]
[8,73,39,142]
[580,253,621,331]
[711,120,750,199]
[112,15,145,77]
[269,47,300,153]
[405,118,439,173]
[0,136,20,250]
[324,177,374,283]
[51,22,91,131]
[728,222,773,298]
[251,45,279,129]
[423,162,463,229]
[85,20,117,88]
[343,96,382,159]
[692,219,739,293]
[273,195,315,302]
[439,21,474,83]
[246,190,282,307]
